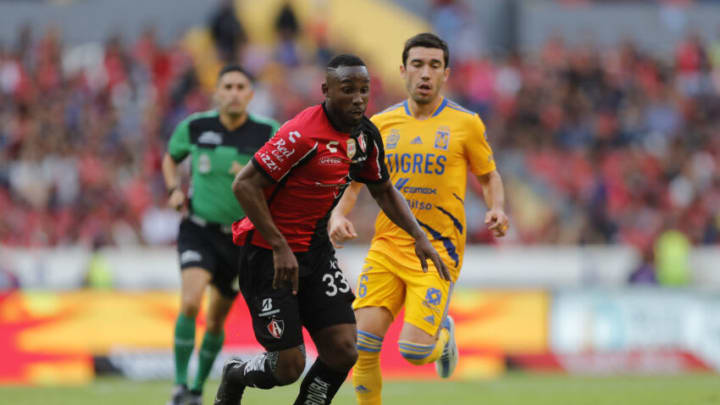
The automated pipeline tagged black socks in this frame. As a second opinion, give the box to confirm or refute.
[293,359,349,405]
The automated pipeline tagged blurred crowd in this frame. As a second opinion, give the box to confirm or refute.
[0,1,718,250]
[448,30,720,250]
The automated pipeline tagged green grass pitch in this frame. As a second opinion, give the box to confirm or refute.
[2,374,718,405]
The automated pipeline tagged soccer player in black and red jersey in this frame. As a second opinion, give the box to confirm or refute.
[214,54,450,405]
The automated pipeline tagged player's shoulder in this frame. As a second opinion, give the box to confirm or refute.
[441,99,481,121]
[371,100,408,128]
[248,113,280,138]
[281,104,325,131]
[184,109,219,126]
[172,110,218,137]
[440,99,486,131]
[375,100,407,117]
[272,105,325,145]
[248,113,280,129]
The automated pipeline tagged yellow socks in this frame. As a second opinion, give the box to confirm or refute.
[354,331,384,405]
[353,328,450,405]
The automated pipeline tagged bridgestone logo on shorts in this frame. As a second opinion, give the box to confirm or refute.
[180,250,202,264]
[259,298,280,317]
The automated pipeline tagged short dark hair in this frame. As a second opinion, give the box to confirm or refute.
[327,54,366,70]
[402,33,449,68]
[217,64,254,83]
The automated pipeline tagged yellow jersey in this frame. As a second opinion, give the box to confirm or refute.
[368,98,495,280]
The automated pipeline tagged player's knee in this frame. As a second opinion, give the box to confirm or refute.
[204,307,231,334]
[204,317,224,334]
[398,341,434,366]
[336,342,359,372]
[399,351,429,366]
[275,348,306,385]
[180,299,201,319]
[323,336,358,372]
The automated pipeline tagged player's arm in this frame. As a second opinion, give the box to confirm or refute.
[466,115,509,238]
[476,170,509,237]
[366,180,451,281]
[232,125,316,294]
[350,116,449,280]
[329,114,382,247]
[162,154,185,211]
[232,164,299,294]
[163,117,192,212]
[328,181,363,248]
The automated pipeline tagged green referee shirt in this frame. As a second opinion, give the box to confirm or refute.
[168,110,279,225]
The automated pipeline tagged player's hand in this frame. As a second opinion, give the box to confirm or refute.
[272,242,299,294]
[168,189,186,212]
[485,208,509,238]
[328,214,358,249]
[414,235,451,281]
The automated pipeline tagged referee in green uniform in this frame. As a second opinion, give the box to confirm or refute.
[162,65,279,405]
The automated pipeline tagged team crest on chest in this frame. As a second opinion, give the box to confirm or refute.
[434,126,450,151]
[386,129,400,149]
[346,138,357,159]
[357,131,367,153]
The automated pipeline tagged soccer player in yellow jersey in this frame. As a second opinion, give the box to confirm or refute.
[328,33,509,405]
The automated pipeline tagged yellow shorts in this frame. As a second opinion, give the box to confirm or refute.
[352,249,454,336]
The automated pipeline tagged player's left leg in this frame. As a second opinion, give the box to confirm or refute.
[170,267,211,405]
[352,255,405,405]
[396,270,457,378]
[215,245,307,404]
[188,285,234,402]
[293,253,358,404]
[171,218,218,404]
[189,235,241,402]
[293,323,358,405]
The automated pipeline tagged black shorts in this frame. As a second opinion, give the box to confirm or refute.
[177,217,242,299]
[239,244,356,351]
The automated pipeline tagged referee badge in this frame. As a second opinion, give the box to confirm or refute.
[346,139,357,159]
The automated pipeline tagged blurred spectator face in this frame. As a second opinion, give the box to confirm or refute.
[214,71,254,118]
[401,47,449,105]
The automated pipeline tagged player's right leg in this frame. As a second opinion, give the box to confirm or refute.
[352,307,393,405]
[397,267,457,379]
[351,258,405,405]
[187,285,234,405]
[169,267,211,405]
[215,245,306,404]
[170,218,217,405]
[190,232,243,404]
[215,346,305,405]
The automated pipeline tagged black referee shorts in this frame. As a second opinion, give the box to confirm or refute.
[176,217,242,299]
[238,244,356,352]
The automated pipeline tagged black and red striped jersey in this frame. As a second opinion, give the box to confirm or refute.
[232,103,389,252]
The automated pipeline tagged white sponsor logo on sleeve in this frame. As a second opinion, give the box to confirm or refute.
[180,250,202,264]
[270,138,296,163]
[259,151,280,171]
